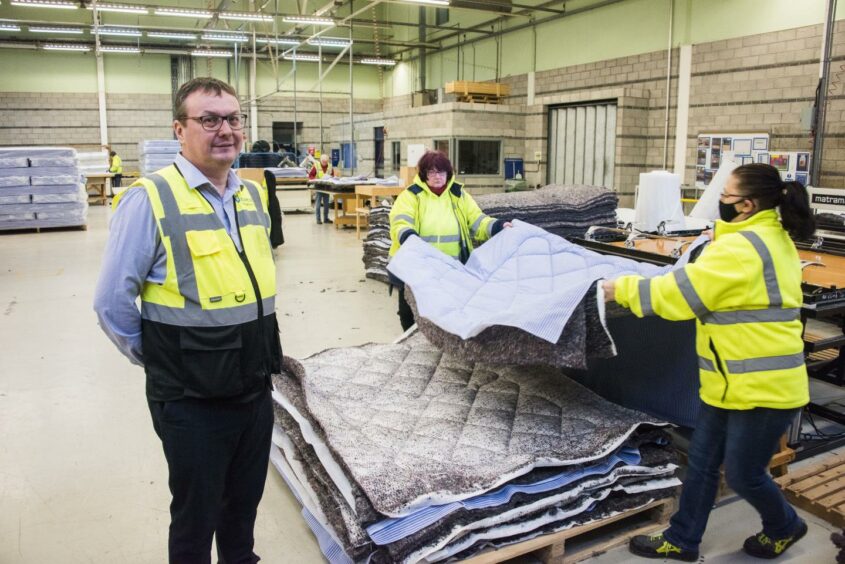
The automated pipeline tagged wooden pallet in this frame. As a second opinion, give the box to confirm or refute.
[0,224,87,235]
[446,80,510,104]
[458,497,675,564]
[776,452,845,528]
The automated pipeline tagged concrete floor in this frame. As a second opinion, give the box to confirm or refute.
[0,206,839,563]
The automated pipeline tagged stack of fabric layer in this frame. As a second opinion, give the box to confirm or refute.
[475,184,618,240]
[309,175,402,193]
[138,140,181,175]
[362,204,392,284]
[0,147,87,230]
[76,151,110,176]
[265,167,308,178]
[271,331,680,563]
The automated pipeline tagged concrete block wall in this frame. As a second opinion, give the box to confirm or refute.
[0,92,101,150]
[107,93,173,170]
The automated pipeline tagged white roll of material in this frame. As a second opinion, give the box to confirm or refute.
[690,158,739,220]
[634,170,685,232]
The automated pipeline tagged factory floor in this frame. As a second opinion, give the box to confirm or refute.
[0,206,839,563]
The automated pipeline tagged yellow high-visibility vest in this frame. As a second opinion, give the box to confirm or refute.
[614,209,809,410]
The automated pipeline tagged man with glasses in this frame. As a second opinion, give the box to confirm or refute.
[94,77,282,564]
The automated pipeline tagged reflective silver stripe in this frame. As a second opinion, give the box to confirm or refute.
[394,214,415,225]
[638,278,653,316]
[738,231,783,307]
[470,214,487,236]
[725,352,805,374]
[142,297,275,326]
[178,214,220,231]
[148,173,202,311]
[236,208,269,229]
[420,234,461,244]
[239,181,270,230]
[698,356,717,372]
[674,268,710,316]
[701,308,801,325]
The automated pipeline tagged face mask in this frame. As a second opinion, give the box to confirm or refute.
[718,199,743,222]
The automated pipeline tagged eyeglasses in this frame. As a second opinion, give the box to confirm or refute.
[427,170,448,177]
[182,113,247,131]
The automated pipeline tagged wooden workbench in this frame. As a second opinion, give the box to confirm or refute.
[353,184,405,236]
[84,172,114,205]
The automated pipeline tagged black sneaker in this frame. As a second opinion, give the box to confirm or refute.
[743,519,807,559]
[316,220,323,224]
[629,533,699,561]
[325,218,333,224]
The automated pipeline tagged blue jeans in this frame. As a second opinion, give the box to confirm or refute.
[664,402,801,552]
[314,192,330,222]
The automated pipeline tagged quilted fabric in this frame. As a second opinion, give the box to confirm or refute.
[289,331,668,517]
[387,219,664,345]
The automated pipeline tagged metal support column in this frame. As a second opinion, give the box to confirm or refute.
[349,10,355,175]
[812,0,838,185]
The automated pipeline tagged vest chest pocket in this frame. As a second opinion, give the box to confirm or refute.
[185,229,245,305]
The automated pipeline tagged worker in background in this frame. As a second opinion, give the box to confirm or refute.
[93,77,281,564]
[299,144,317,171]
[109,150,122,188]
[388,150,511,330]
[309,153,336,225]
[603,163,813,561]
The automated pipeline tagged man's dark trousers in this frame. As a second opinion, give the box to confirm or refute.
[148,390,273,564]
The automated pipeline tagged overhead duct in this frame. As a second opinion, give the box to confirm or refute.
[450,0,512,13]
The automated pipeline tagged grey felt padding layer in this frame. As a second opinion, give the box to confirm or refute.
[405,281,617,369]
[289,331,667,517]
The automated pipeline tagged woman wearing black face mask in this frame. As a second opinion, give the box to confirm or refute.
[602,163,814,561]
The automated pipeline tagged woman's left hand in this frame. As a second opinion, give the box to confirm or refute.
[503,222,513,228]
[601,279,616,302]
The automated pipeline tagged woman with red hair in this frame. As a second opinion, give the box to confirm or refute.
[388,150,510,330]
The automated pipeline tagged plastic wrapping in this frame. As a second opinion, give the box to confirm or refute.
[0,157,29,168]
[29,156,77,168]
[0,147,77,159]
[32,191,85,204]
[0,176,30,188]
[27,183,82,195]
[36,209,88,221]
[634,171,685,232]
[77,150,110,175]
[31,174,80,186]
[138,139,181,155]
[0,212,36,221]
[0,167,31,177]
[29,166,79,176]
[0,194,31,205]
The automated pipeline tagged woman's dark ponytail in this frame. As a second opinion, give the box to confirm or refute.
[732,163,816,240]
[779,180,815,240]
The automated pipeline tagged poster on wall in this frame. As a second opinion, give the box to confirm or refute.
[796,153,809,172]
[696,132,771,188]
[770,153,790,171]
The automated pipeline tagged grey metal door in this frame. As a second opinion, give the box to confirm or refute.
[548,102,617,187]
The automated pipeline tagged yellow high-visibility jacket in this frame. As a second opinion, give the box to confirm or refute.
[110,155,123,174]
[389,175,501,260]
[614,209,809,410]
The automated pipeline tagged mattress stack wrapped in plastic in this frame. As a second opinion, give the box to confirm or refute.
[475,184,618,240]
[0,147,87,231]
[138,139,181,175]
[77,151,110,176]
[271,329,680,563]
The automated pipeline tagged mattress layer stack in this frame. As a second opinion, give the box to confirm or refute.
[139,140,181,175]
[362,204,392,284]
[77,151,110,176]
[475,184,618,240]
[270,331,680,563]
[0,147,87,230]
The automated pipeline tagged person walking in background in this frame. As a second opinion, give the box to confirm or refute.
[309,153,336,225]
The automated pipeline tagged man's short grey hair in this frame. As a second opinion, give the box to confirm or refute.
[173,77,238,121]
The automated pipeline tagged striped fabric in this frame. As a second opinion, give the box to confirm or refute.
[366,447,640,545]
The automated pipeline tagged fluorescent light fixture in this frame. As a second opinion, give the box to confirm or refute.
[282,15,334,26]
[256,37,301,46]
[307,38,351,48]
[155,7,213,19]
[43,43,90,51]
[87,3,149,14]
[29,26,84,34]
[10,0,77,9]
[219,12,273,22]
[404,0,449,5]
[202,32,249,43]
[147,31,198,40]
[100,45,141,53]
[283,53,321,62]
[361,57,397,66]
[191,49,232,58]
[97,27,142,37]
[0,23,22,32]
